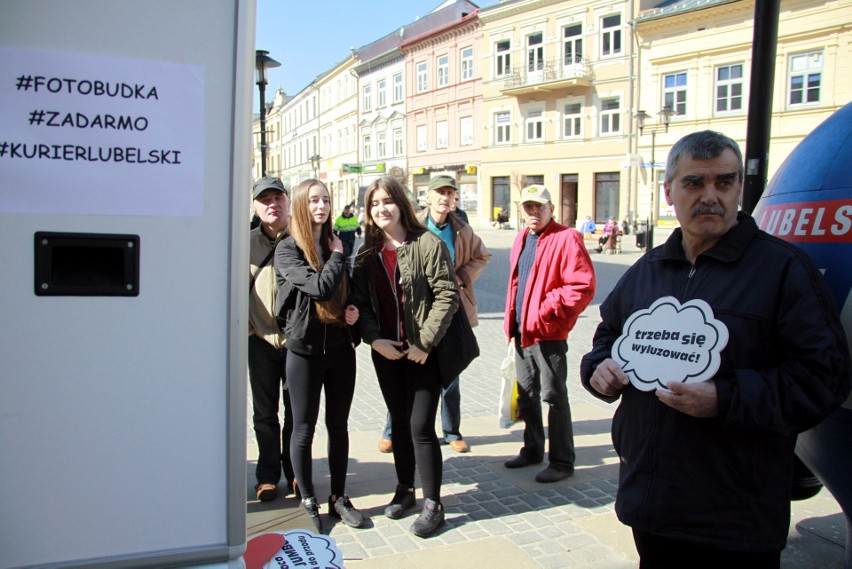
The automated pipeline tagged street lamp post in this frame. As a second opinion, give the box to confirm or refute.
[310,154,321,179]
[634,106,674,250]
[255,50,280,177]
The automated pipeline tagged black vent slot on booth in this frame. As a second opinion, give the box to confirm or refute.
[35,232,140,296]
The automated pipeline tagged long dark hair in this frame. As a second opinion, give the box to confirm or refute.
[289,179,348,326]
[355,177,426,271]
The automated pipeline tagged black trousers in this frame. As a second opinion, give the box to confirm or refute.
[632,529,781,569]
[286,346,356,499]
[372,350,443,501]
[247,335,294,486]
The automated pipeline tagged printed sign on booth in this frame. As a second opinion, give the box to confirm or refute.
[612,296,729,391]
[0,47,204,216]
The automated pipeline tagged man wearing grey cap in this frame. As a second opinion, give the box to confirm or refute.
[249,176,295,501]
[503,184,596,482]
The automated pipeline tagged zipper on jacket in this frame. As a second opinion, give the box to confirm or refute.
[380,249,403,343]
[682,263,697,298]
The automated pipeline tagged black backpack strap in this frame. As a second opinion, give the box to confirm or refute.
[249,248,276,294]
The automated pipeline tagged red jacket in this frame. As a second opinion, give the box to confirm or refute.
[504,221,596,348]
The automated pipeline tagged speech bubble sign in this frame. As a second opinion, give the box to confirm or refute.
[612,296,729,391]
[263,530,343,569]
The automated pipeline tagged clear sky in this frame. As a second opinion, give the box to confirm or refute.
[255,0,499,105]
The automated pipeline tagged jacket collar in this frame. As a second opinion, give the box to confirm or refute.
[656,212,758,265]
[417,209,461,232]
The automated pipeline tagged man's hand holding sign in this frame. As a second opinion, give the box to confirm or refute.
[591,297,729,418]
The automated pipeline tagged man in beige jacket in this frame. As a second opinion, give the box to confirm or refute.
[249,177,295,501]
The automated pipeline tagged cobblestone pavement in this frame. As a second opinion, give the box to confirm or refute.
[247,224,846,568]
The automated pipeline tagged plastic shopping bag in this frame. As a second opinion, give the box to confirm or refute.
[498,343,523,429]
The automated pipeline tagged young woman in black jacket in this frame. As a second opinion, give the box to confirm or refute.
[274,179,363,532]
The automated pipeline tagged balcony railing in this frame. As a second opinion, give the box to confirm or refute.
[502,57,593,94]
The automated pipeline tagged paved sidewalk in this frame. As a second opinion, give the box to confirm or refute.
[247,225,847,568]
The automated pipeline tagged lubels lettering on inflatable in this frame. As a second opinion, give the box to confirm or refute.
[752,101,852,567]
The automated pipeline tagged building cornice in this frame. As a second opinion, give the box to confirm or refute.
[400,10,481,51]
[635,0,742,25]
[353,49,403,77]
[479,0,572,24]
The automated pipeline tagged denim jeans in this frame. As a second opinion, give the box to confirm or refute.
[513,337,575,470]
[248,335,294,486]
[382,376,462,443]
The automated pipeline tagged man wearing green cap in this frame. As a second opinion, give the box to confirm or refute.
[503,184,596,482]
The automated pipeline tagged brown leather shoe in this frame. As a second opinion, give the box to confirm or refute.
[448,440,470,453]
[255,483,277,502]
[378,438,393,453]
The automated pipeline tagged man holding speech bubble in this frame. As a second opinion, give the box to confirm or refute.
[581,131,850,566]
[504,184,596,483]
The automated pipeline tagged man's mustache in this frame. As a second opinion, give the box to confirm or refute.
[690,204,725,217]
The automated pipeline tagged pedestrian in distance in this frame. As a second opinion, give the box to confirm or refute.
[503,184,596,483]
[352,176,460,538]
[248,176,296,502]
[579,214,596,236]
[377,175,491,455]
[333,203,362,261]
[274,179,365,532]
[581,130,851,566]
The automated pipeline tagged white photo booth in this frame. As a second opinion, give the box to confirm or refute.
[0,1,254,567]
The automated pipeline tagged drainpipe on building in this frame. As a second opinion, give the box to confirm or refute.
[627,0,636,225]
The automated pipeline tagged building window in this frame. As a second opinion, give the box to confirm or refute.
[461,47,474,81]
[563,23,583,65]
[495,40,511,78]
[601,14,621,57]
[789,50,822,106]
[362,134,371,160]
[393,73,403,103]
[527,33,544,73]
[715,64,743,113]
[363,84,372,112]
[600,97,620,135]
[494,111,511,144]
[525,109,543,142]
[416,124,427,151]
[377,78,387,108]
[417,62,428,93]
[437,55,449,87]
[562,101,582,138]
[595,172,620,222]
[436,120,448,149]
[460,116,473,146]
[492,176,511,215]
[663,72,687,116]
[393,128,403,156]
[377,131,386,158]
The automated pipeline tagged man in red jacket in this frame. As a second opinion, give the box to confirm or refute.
[503,184,596,482]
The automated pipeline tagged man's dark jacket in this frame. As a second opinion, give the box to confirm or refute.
[581,213,850,552]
